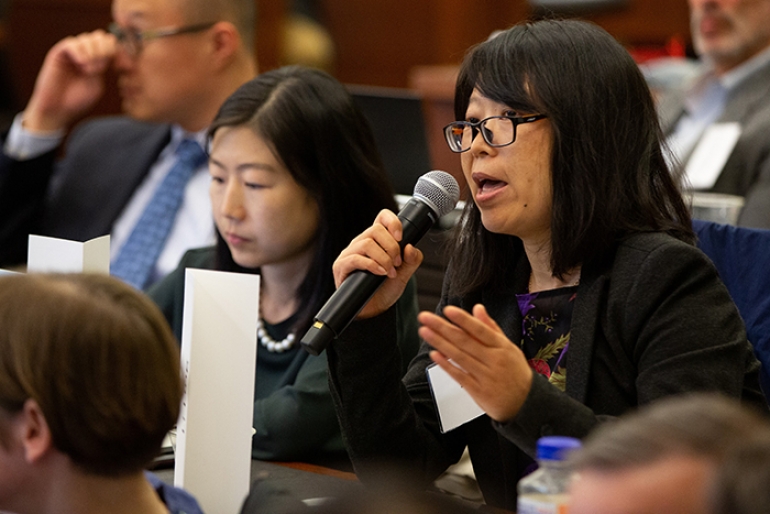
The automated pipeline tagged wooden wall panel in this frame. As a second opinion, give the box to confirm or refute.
[7,0,114,112]
[4,0,690,176]
[254,0,284,72]
[580,0,691,46]
[320,0,690,88]
[6,0,690,103]
[320,0,531,87]
[319,1,435,87]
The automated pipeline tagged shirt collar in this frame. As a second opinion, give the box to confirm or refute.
[709,44,770,90]
[168,125,208,155]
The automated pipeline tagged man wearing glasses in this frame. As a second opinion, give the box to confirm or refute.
[0,0,257,289]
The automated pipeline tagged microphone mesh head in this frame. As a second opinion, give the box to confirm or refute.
[413,170,461,218]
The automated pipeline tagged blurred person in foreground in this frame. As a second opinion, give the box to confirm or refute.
[0,0,257,289]
[709,430,770,514]
[0,273,201,514]
[659,0,770,227]
[326,19,765,512]
[569,394,770,514]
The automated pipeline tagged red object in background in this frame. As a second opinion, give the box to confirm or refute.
[628,34,688,63]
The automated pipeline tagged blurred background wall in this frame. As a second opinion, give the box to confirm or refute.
[0,0,692,179]
[3,0,690,107]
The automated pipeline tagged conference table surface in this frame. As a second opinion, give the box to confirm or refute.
[154,460,360,511]
[153,459,513,513]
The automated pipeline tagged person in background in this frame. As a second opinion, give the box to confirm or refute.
[568,394,770,514]
[149,65,420,469]
[0,0,257,289]
[0,273,201,514]
[326,19,765,511]
[658,0,770,227]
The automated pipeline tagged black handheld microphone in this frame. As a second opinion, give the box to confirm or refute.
[300,170,461,356]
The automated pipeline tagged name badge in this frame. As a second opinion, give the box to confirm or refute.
[684,122,742,189]
[427,362,484,433]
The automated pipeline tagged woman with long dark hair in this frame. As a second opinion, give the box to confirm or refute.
[150,66,419,468]
[327,20,765,509]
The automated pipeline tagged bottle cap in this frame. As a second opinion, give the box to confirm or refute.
[536,436,582,461]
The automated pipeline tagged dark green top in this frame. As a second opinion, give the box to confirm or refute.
[148,246,420,469]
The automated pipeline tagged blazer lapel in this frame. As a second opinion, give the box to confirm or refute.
[565,263,607,403]
[43,120,174,241]
[720,63,770,123]
[482,249,530,348]
[96,124,173,236]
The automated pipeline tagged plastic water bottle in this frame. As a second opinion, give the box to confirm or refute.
[517,436,582,514]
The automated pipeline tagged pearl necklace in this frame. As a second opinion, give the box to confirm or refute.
[256,317,296,353]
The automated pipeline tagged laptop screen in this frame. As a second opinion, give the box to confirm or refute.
[348,85,432,196]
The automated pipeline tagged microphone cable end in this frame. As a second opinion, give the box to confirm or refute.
[300,320,337,356]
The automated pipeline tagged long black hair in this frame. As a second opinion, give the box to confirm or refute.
[208,65,397,333]
[447,20,693,295]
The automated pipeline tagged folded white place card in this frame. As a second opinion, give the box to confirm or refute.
[427,362,485,433]
[174,268,259,514]
[27,234,110,274]
[684,122,742,190]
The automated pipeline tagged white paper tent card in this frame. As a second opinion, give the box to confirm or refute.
[174,268,259,514]
[427,362,484,433]
[27,234,110,274]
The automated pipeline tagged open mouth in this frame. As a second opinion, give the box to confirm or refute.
[476,177,506,194]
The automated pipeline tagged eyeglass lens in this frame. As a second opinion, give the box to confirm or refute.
[109,24,141,55]
[447,117,515,152]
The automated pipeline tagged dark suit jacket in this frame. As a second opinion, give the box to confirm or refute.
[328,232,765,511]
[658,62,770,228]
[0,116,171,266]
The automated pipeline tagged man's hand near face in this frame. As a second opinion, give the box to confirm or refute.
[23,30,118,133]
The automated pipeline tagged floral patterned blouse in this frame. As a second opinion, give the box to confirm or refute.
[515,285,578,392]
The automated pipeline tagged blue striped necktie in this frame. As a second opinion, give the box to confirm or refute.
[112,139,206,289]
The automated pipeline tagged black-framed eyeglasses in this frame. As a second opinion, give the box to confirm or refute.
[443,114,548,153]
[108,21,217,57]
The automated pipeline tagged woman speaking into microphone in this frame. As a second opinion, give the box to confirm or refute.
[326,20,765,511]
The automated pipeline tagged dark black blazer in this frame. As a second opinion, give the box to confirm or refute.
[328,231,765,511]
[0,116,171,266]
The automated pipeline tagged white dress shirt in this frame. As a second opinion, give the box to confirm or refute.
[5,117,215,284]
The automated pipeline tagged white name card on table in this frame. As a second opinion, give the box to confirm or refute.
[175,268,259,514]
[27,234,110,274]
[427,362,485,433]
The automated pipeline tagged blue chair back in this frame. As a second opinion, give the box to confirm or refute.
[693,219,770,395]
